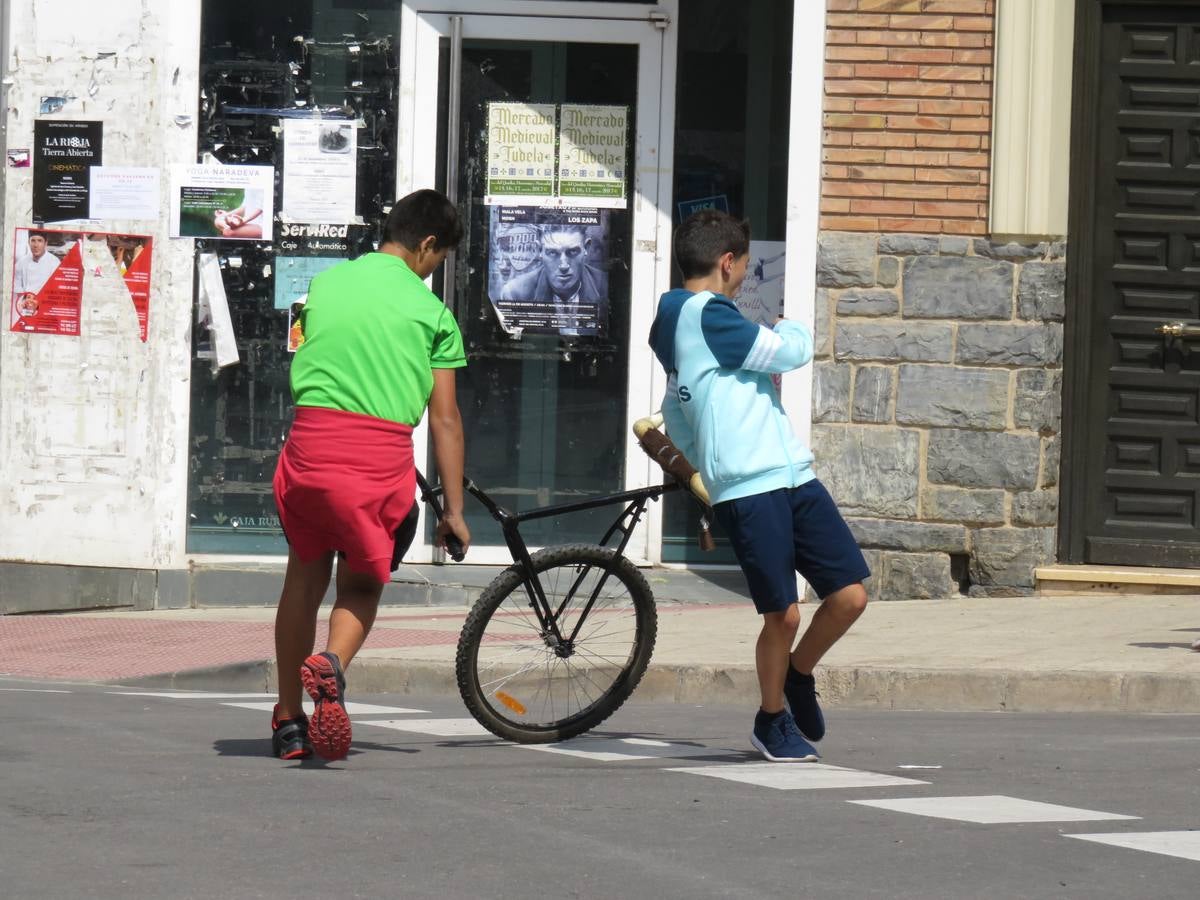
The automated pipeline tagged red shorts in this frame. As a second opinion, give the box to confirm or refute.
[273,406,415,583]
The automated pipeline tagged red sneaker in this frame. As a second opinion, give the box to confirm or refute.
[271,705,312,760]
[300,652,351,760]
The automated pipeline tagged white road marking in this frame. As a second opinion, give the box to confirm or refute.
[111,691,278,700]
[524,736,720,762]
[0,688,72,693]
[1065,831,1200,862]
[668,763,929,791]
[849,795,1140,824]
[222,700,430,716]
[359,718,495,737]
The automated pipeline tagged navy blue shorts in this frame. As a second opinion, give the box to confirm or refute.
[713,480,871,614]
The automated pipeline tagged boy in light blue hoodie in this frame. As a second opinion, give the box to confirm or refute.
[649,210,869,762]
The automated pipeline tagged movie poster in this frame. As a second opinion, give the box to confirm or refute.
[487,206,609,337]
[33,120,102,224]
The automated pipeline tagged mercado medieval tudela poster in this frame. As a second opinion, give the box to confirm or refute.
[10,227,153,340]
[33,120,102,224]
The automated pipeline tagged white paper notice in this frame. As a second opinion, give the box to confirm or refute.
[737,241,787,326]
[282,119,357,222]
[89,167,161,220]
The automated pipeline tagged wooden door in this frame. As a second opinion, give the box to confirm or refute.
[1072,3,1200,566]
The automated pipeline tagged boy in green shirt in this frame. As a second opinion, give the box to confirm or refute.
[271,190,470,761]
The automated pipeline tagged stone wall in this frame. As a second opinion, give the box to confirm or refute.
[811,231,1064,600]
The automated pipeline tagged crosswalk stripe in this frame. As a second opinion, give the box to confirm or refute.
[668,762,929,790]
[1064,831,1200,862]
[524,736,724,762]
[358,717,494,737]
[222,700,431,716]
[848,795,1139,824]
[112,691,278,700]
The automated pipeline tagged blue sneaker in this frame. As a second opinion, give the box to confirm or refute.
[784,667,825,742]
[751,709,820,762]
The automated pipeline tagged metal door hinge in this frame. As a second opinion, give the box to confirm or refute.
[649,10,671,30]
[636,239,657,253]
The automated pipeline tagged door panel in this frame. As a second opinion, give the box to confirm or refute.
[399,10,669,564]
[1083,5,1200,566]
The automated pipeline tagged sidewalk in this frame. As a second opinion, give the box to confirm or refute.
[1,569,1198,713]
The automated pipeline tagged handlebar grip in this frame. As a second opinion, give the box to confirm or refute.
[636,426,712,505]
[444,534,466,562]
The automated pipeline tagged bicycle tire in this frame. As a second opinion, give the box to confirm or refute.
[456,543,657,744]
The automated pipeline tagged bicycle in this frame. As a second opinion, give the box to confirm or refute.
[414,414,711,744]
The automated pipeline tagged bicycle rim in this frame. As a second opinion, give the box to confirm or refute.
[457,544,656,743]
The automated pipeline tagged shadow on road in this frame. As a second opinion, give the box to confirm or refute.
[212,738,420,759]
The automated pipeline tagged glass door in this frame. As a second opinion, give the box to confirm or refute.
[399,5,674,565]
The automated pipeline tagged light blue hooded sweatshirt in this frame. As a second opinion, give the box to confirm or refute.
[648,289,816,505]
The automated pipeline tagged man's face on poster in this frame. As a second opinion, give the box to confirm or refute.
[541,230,588,300]
[28,235,47,260]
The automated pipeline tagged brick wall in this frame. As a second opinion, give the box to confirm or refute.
[821,0,996,236]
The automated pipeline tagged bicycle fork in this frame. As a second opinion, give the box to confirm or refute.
[510,495,654,657]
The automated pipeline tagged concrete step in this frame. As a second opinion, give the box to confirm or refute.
[1036,564,1200,596]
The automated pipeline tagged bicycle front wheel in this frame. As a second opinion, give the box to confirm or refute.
[455,543,657,743]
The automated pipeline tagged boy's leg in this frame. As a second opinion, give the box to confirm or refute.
[274,548,335,719]
[325,559,387,668]
[757,604,801,712]
[299,560,386,761]
[790,582,868,676]
[789,479,871,674]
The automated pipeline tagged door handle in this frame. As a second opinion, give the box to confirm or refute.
[1156,322,1200,338]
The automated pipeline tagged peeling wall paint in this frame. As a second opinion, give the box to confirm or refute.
[0,0,202,568]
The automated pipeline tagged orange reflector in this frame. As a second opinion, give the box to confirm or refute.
[495,691,527,715]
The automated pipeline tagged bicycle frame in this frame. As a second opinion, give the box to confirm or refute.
[415,472,681,649]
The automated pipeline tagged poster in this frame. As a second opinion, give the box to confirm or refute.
[110,234,154,342]
[736,241,786,326]
[90,167,161,220]
[170,164,275,241]
[287,303,306,353]
[282,120,357,223]
[33,120,102,224]
[557,105,628,209]
[273,224,367,310]
[487,206,609,337]
[9,228,154,340]
[10,228,83,335]
[485,102,557,205]
[196,253,240,371]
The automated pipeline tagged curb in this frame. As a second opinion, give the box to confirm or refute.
[116,659,1200,715]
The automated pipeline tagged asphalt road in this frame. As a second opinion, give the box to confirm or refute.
[2,679,1198,900]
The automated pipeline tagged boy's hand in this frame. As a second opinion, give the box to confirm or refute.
[437,511,471,560]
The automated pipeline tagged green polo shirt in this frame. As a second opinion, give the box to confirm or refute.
[290,252,466,426]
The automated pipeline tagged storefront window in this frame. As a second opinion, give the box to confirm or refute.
[187,1,396,553]
[661,0,795,563]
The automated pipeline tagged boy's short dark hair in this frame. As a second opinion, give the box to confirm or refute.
[384,189,464,251]
[674,210,751,279]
